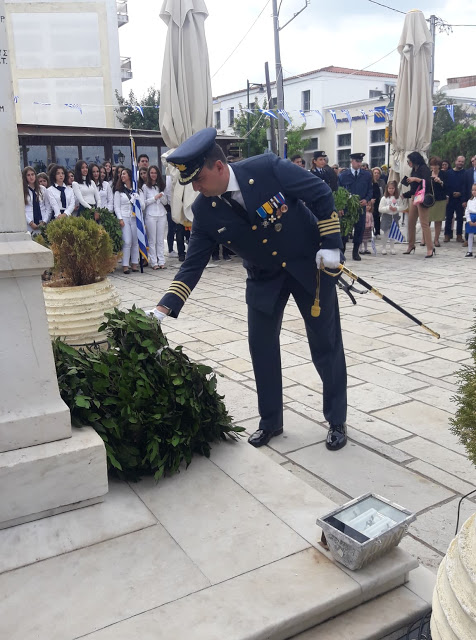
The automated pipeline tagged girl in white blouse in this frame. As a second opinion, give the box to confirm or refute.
[96,165,114,211]
[142,166,169,269]
[22,166,50,234]
[114,168,144,274]
[72,160,100,214]
[103,160,114,186]
[46,165,75,219]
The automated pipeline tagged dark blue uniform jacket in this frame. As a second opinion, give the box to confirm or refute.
[338,169,373,202]
[159,153,342,317]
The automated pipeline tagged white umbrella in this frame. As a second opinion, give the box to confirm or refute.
[159,0,213,223]
[390,9,433,182]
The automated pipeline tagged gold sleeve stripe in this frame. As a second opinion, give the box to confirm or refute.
[318,219,340,227]
[168,284,190,299]
[320,227,341,237]
[171,280,191,295]
[169,282,190,296]
[318,223,340,232]
[167,289,187,303]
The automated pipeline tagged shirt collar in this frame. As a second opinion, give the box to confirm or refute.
[225,165,240,193]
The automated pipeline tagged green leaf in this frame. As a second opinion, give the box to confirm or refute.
[75,395,91,408]
[172,376,184,385]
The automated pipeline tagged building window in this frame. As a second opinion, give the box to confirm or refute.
[337,149,351,168]
[228,107,235,127]
[337,132,352,168]
[82,145,105,164]
[370,145,386,168]
[304,137,318,151]
[370,129,386,144]
[26,145,48,173]
[54,146,79,170]
[301,90,310,112]
[369,90,383,98]
[215,111,221,129]
[112,146,131,168]
[337,133,351,147]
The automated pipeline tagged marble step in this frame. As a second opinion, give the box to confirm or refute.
[0,426,108,528]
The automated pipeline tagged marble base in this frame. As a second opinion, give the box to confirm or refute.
[0,426,108,528]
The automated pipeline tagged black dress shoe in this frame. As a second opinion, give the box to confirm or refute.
[178,254,186,262]
[248,428,283,448]
[352,250,361,261]
[326,424,347,451]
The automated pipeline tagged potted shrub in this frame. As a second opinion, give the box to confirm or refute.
[81,206,123,255]
[42,216,120,346]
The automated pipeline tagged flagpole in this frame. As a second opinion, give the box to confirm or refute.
[129,130,148,273]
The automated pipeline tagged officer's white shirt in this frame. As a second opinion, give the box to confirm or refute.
[222,166,246,209]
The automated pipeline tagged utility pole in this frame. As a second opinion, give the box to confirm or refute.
[264,62,277,155]
[429,14,436,96]
[272,0,310,157]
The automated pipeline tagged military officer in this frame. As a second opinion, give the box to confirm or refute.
[338,152,373,261]
[150,128,348,451]
[310,151,338,192]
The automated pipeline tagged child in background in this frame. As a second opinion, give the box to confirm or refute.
[379,180,406,255]
[464,183,476,257]
[360,202,374,255]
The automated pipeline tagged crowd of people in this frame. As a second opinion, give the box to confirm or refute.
[23,154,193,273]
[291,150,476,259]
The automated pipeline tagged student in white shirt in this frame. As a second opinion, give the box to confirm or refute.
[103,160,114,186]
[142,165,169,269]
[22,166,50,234]
[114,168,144,274]
[72,160,100,214]
[46,165,75,219]
[90,163,114,213]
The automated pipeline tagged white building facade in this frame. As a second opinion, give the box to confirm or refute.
[5,0,128,132]
[213,66,397,168]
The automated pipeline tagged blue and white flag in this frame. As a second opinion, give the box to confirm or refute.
[313,109,324,125]
[13,95,19,104]
[341,109,352,128]
[299,110,307,122]
[277,109,292,125]
[388,220,405,243]
[433,105,438,115]
[328,109,337,127]
[259,108,277,119]
[446,104,455,122]
[360,109,368,122]
[65,103,83,114]
[130,136,148,262]
[242,108,254,114]
[134,105,144,118]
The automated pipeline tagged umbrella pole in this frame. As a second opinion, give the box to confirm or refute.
[333,264,440,339]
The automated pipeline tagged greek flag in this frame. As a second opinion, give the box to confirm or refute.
[259,108,277,119]
[277,109,292,125]
[388,220,405,243]
[130,136,148,262]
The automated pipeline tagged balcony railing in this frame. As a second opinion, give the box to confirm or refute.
[120,57,133,82]
[117,1,129,27]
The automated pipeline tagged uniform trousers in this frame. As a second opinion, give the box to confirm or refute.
[166,207,176,252]
[247,272,347,432]
[145,215,166,267]
[353,209,366,249]
[445,197,464,237]
[121,216,139,266]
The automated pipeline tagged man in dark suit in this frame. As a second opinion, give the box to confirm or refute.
[338,153,373,261]
[150,128,348,451]
[444,155,466,242]
[310,151,338,192]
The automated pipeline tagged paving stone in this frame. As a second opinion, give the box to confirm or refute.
[288,441,454,513]
[409,498,476,555]
[215,366,247,382]
[341,332,387,353]
[285,401,326,426]
[379,333,443,353]
[373,401,464,454]
[405,357,463,379]
[345,406,411,443]
[430,346,470,362]
[347,363,428,393]
[131,458,308,584]
[282,462,352,504]
[220,357,253,373]
[239,409,327,454]
[192,328,244,345]
[408,371,457,392]
[406,460,476,495]
[399,536,442,575]
[346,427,414,463]
[396,437,476,485]
[364,346,431,367]
[408,385,456,414]
[219,339,252,360]
[347,382,409,412]
[216,377,259,422]
[341,320,388,338]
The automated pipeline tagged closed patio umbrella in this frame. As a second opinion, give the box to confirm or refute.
[159,0,213,223]
[390,9,433,183]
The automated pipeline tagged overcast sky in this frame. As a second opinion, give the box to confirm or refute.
[119,0,476,100]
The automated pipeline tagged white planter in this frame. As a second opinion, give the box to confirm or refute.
[43,278,120,346]
[431,512,476,639]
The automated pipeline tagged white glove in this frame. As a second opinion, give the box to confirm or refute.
[315,248,341,269]
[148,308,167,323]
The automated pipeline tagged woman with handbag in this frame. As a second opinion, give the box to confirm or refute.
[401,152,434,258]
[429,157,447,248]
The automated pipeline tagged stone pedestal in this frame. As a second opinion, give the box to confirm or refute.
[431,512,476,639]
[0,0,108,529]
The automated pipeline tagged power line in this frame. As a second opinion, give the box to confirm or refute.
[212,0,272,79]
[367,0,405,15]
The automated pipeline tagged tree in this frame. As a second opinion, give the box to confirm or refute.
[232,98,306,158]
[431,90,475,153]
[115,87,160,130]
[431,124,476,165]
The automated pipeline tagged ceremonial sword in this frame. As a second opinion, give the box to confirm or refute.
[312,264,440,340]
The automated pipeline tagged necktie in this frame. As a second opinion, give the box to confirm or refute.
[55,184,67,209]
[221,192,248,223]
[29,187,42,225]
